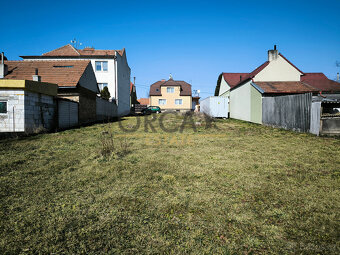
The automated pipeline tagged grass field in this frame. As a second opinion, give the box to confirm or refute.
[0,113,339,254]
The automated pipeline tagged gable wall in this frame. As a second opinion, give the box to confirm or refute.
[219,76,231,96]
[253,55,302,82]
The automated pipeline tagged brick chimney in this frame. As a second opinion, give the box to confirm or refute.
[0,52,8,79]
[268,45,278,62]
[32,68,41,82]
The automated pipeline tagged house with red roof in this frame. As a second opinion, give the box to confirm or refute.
[21,44,131,117]
[216,46,340,134]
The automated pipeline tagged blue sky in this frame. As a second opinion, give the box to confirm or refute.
[1,0,339,98]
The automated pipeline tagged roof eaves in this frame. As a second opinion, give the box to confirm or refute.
[251,82,265,94]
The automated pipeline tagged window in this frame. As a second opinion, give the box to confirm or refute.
[95,61,108,72]
[167,87,174,93]
[175,99,183,105]
[0,102,7,114]
[159,99,166,105]
[98,83,108,91]
[156,88,159,92]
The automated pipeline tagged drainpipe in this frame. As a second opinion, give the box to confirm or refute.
[114,55,118,104]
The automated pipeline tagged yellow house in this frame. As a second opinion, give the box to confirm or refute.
[149,78,192,111]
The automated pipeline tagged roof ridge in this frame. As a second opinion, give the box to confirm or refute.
[42,44,80,56]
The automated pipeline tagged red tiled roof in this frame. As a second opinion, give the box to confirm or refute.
[23,44,124,58]
[4,60,91,87]
[222,73,248,88]
[137,98,150,105]
[227,61,270,90]
[254,81,318,94]
[149,78,192,96]
[301,73,340,93]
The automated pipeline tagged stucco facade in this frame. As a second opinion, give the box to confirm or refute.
[150,86,192,111]
[253,54,302,82]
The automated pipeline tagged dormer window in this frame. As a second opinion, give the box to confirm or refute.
[167,87,174,93]
[156,88,159,92]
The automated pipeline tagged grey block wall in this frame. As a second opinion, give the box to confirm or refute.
[24,91,56,133]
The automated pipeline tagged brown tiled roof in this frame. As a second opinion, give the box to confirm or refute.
[149,78,192,96]
[137,98,150,105]
[4,60,90,87]
[301,73,340,93]
[253,81,318,94]
[23,44,124,58]
[42,44,80,56]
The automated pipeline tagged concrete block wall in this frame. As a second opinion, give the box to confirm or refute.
[0,89,25,132]
[24,91,56,133]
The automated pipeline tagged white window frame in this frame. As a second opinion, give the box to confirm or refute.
[159,99,166,105]
[167,87,174,93]
[175,99,183,105]
[0,101,7,114]
[95,61,108,72]
[98,83,108,91]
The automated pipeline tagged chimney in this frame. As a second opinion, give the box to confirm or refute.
[240,75,242,81]
[32,68,41,82]
[0,52,8,79]
[268,45,278,61]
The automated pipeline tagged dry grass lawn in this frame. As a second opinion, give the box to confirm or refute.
[0,113,339,254]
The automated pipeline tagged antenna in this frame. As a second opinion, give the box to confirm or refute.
[70,38,82,49]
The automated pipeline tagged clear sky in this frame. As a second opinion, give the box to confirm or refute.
[1,0,339,98]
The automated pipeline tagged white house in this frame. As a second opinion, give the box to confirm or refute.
[21,44,131,116]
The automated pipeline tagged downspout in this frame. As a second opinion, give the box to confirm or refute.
[114,55,118,105]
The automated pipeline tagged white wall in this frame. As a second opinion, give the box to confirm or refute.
[116,52,131,116]
[230,80,251,121]
[219,76,231,96]
[254,55,302,82]
[0,89,25,132]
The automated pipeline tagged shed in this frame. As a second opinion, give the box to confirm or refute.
[200,96,229,118]
[0,79,58,133]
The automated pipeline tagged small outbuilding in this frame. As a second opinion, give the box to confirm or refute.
[0,79,58,133]
[200,96,229,118]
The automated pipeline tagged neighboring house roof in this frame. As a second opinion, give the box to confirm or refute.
[21,44,124,58]
[222,73,249,88]
[301,73,340,93]
[223,61,270,91]
[149,78,192,96]
[137,98,150,105]
[253,81,318,94]
[4,60,91,87]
